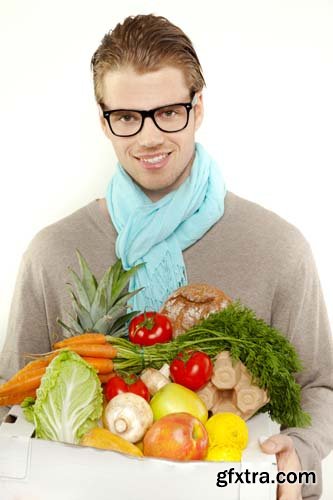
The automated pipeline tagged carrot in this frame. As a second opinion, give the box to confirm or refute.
[98,373,115,384]
[82,357,114,374]
[63,344,117,359]
[10,352,58,382]
[0,389,37,407]
[53,333,106,350]
[0,367,47,396]
[0,342,116,402]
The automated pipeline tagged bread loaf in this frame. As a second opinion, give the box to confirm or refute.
[159,283,232,338]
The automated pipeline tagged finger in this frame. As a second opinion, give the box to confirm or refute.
[259,434,294,454]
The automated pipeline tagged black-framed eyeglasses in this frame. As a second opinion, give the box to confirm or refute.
[102,94,198,137]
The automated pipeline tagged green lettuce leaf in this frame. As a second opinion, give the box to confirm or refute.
[22,350,103,444]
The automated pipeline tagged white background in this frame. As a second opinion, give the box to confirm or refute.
[0,0,332,496]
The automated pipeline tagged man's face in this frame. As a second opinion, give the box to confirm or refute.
[99,66,203,201]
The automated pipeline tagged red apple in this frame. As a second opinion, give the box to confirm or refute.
[143,412,208,461]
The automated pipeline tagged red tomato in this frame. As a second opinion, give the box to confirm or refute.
[105,375,150,402]
[105,375,128,401]
[170,351,213,391]
[129,379,150,402]
[129,312,173,346]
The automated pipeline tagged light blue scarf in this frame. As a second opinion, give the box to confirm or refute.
[106,143,226,312]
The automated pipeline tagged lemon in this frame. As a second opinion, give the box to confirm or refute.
[205,412,248,450]
[206,446,242,462]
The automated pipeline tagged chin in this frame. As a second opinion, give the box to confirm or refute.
[141,182,175,201]
[134,174,173,193]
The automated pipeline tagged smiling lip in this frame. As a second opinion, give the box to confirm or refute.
[135,152,171,170]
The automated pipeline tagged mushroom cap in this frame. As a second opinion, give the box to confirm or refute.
[104,393,153,443]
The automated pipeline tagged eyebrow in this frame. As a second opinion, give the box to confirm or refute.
[102,96,192,112]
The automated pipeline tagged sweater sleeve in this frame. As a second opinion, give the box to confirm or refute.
[271,239,333,500]
[0,248,52,422]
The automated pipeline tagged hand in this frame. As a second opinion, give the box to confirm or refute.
[260,434,302,500]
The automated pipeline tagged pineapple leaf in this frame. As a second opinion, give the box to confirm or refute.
[67,289,90,329]
[111,288,144,309]
[71,295,94,330]
[57,316,83,336]
[93,316,114,334]
[109,310,140,337]
[111,310,140,332]
[90,282,108,325]
[108,326,128,338]
[76,249,98,305]
[106,259,122,309]
[67,314,83,333]
[94,305,128,332]
[57,318,75,336]
[110,263,144,308]
[67,269,91,311]
[110,259,123,289]
[59,254,144,337]
[66,313,85,333]
[93,289,143,334]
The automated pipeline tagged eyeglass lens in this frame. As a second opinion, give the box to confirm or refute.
[109,104,189,136]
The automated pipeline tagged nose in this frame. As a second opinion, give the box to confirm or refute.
[136,116,164,148]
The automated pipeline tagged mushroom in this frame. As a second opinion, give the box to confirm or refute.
[159,363,171,379]
[104,393,153,443]
[140,367,170,396]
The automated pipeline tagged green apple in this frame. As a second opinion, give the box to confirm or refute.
[150,383,208,423]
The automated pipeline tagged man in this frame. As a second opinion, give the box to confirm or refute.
[1,14,332,499]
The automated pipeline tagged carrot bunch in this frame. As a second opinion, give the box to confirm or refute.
[0,333,117,407]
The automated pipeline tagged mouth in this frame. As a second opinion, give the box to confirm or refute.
[134,152,171,170]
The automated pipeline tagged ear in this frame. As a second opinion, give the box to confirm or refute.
[194,92,204,131]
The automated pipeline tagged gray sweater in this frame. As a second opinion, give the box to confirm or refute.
[1,191,332,499]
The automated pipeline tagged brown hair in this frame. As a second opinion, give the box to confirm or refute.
[91,14,206,105]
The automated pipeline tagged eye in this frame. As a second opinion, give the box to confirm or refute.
[120,113,137,122]
[162,110,177,118]
[157,107,180,120]
[111,111,140,123]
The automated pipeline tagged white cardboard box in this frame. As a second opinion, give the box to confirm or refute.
[0,406,278,500]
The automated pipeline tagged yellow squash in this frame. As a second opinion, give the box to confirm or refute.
[80,427,143,457]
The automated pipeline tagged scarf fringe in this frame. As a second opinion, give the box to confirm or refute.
[130,249,188,311]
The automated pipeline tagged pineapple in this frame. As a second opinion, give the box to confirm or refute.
[57,250,143,338]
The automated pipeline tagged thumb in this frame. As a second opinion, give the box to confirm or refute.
[259,435,277,454]
[259,434,292,454]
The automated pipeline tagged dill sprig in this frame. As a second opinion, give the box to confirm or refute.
[107,301,311,428]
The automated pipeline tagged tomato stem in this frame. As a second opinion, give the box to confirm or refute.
[137,312,155,331]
